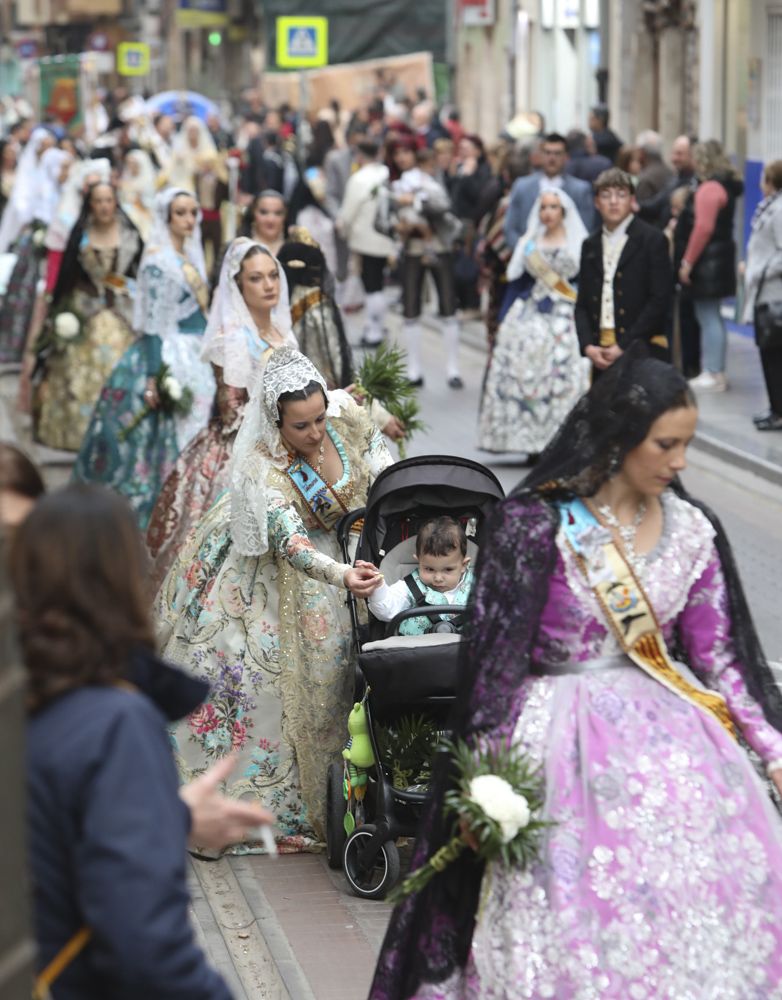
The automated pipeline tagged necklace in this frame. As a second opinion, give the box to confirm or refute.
[595,499,647,570]
[289,439,326,477]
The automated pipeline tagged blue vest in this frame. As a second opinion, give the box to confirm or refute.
[398,566,474,637]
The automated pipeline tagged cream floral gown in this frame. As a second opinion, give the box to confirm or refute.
[155,397,392,853]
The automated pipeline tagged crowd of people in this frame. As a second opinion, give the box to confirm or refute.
[2,84,782,998]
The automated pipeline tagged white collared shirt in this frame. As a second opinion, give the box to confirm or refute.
[600,213,634,329]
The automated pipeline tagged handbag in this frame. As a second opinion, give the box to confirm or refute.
[754,260,782,351]
[32,926,91,999]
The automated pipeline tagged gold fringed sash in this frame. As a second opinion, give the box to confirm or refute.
[560,499,736,739]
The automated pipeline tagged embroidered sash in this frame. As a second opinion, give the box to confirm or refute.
[525,246,577,302]
[181,260,209,313]
[286,454,348,532]
[559,498,736,738]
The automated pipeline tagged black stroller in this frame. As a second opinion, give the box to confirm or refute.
[327,455,504,899]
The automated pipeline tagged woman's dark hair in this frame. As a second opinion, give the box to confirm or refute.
[764,159,782,193]
[275,380,328,426]
[240,189,286,238]
[235,243,273,287]
[167,190,195,221]
[0,443,45,499]
[11,484,155,711]
[52,181,143,306]
[520,348,696,499]
[463,133,485,157]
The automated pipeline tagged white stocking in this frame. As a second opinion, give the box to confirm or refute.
[443,317,461,379]
[403,319,423,381]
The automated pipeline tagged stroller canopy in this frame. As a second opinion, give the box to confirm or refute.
[356,455,505,564]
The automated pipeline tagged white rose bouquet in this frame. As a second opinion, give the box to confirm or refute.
[387,736,549,903]
[118,362,193,441]
[54,311,81,341]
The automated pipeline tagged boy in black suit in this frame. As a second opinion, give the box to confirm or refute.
[575,168,672,373]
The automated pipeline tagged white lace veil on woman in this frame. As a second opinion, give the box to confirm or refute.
[506,185,588,281]
[132,186,207,340]
[0,126,54,252]
[228,347,347,557]
[46,157,112,253]
[201,236,295,390]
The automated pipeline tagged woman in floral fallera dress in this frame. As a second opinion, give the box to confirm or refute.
[72,188,215,528]
[372,353,782,1000]
[32,182,143,451]
[155,349,392,853]
[145,237,297,592]
[478,188,589,457]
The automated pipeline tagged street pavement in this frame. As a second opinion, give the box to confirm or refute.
[2,297,782,997]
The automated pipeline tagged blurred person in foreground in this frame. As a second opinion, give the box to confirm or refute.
[0,441,44,534]
[15,483,272,999]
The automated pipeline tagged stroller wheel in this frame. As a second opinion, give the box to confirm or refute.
[343,824,400,900]
[326,761,347,869]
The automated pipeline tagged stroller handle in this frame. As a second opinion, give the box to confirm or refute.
[386,604,470,637]
[336,507,366,563]
[336,507,367,650]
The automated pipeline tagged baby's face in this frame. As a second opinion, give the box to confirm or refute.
[417,551,469,593]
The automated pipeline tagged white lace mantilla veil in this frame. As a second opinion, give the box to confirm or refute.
[201,236,297,389]
[0,126,53,252]
[46,157,112,252]
[229,347,349,557]
[35,148,72,227]
[132,186,207,339]
[506,184,588,281]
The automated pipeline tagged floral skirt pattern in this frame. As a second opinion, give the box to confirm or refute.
[146,393,246,595]
[414,664,782,999]
[34,308,134,451]
[478,297,588,455]
[72,334,214,529]
[155,492,354,854]
[0,231,41,364]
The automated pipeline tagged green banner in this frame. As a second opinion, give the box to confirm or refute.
[39,55,82,128]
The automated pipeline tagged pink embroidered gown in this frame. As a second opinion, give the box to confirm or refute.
[417,490,782,999]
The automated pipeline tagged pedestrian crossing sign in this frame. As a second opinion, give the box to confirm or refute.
[117,42,150,77]
[276,16,328,68]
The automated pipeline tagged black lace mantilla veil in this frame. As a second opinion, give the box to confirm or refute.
[277,240,355,389]
[369,347,782,1000]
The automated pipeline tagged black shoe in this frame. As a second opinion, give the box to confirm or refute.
[407,376,424,388]
[359,336,384,349]
[447,376,464,389]
[753,411,773,426]
[756,414,782,431]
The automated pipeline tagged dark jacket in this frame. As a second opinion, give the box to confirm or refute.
[27,653,232,1000]
[575,215,673,356]
[673,173,744,299]
[565,150,612,185]
[448,158,493,223]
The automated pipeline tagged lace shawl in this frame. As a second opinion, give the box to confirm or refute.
[132,188,206,339]
[201,237,296,390]
[229,348,347,557]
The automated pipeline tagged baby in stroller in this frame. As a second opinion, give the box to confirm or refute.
[367,516,474,636]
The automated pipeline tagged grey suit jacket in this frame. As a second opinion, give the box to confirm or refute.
[504,172,597,248]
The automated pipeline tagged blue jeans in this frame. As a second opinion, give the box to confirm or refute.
[693,297,727,374]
